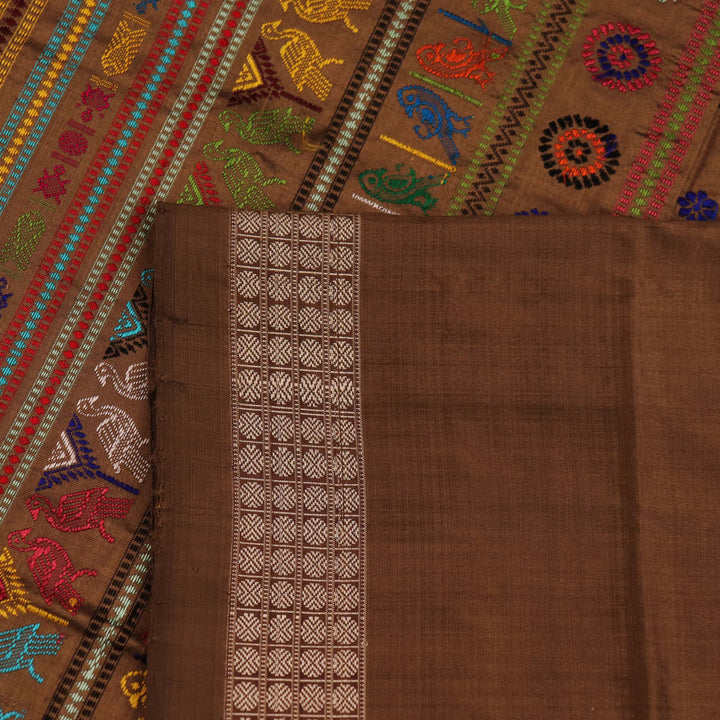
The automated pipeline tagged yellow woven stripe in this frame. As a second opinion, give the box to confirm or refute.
[0,0,52,91]
[0,0,96,184]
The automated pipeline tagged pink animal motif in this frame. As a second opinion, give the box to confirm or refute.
[7,529,97,615]
[26,487,133,543]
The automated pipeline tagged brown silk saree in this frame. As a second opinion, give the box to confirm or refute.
[148,204,720,719]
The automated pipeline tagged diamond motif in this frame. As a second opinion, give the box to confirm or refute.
[303,551,327,579]
[301,417,325,444]
[303,485,327,512]
[330,341,354,369]
[334,616,359,644]
[303,449,327,479]
[303,517,328,545]
[239,444,263,475]
[334,584,359,611]
[268,303,291,330]
[333,684,359,713]
[272,483,295,510]
[269,614,293,643]
[236,270,260,297]
[300,683,326,713]
[267,650,292,678]
[238,412,262,439]
[240,482,263,508]
[300,374,323,406]
[235,611,261,641]
[272,548,295,576]
[333,649,359,678]
[271,414,294,442]
[271,447,295,477]
[233,681,258,711]
[272,516,296,544]
[269,241,291,267]
[299,338,323,368]
[268,336,292,366]
[302,582,326,610]
[236,301,260,328]
[235,646,260,675]
[269,371,293,404]
[335,551,359,579]
[239,514,264,542]
[301,615,326,644]
[270,580,294,609]
[298,275,322,304]
[300,649,325,677]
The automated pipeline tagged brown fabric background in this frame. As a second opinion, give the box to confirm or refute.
[149,208,720,718]
[149,204,234,715]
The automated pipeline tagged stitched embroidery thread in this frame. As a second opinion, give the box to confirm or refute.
[100,11,150,77]
[416,36,507,89]
[203,140,287,209]
[261,21,344,101]
[26,487,134,543]
[581,22,661,92]
[472,0,527,38]
[0,211,45,277]
[397,85,472,165]
[103,269,153,359]
[35,413,138,494]
[7,529,97,615]
[32,165,70,204]
[677,190,718,220]
[0,547,68,626]
[178,161,222,206]
[220,107,316,154]
[0,623,64,683]
[121,669,147,711]
[95,361,149,401]
[76,396,151,483]
[278,0,374,33]
[538,114,621,189]
[359,164,446,213]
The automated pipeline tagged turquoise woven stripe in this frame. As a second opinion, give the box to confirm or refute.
[0,0,110,213]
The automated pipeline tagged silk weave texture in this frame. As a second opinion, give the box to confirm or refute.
[0,0,718,717]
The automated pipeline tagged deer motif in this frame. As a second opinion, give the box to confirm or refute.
[0,623,64,683]
[26,487,134,543]
[76,396,150,483]
[277,0,374,33]
[94,361,149,400]
[202,142,286,210]
[7,530,97,615]
[261,21,343,101]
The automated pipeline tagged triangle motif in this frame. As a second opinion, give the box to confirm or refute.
[103,269,153,359]
[233,53,263,92]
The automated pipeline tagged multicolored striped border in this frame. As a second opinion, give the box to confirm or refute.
[614,1,720,218]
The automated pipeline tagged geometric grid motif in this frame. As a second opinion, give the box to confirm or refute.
[227,211,365,719]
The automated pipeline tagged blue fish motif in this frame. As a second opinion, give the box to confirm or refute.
[397,85,472,165]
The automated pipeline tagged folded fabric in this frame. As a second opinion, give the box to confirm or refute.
[149,204,720,719]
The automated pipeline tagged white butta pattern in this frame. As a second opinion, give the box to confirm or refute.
[227,212,366,720]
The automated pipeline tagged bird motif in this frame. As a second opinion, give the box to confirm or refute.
[94,361,149,400]
[0,623,64,684]
[7,530,97,615]
[277,0,374,33]
[26,487,134,543]
[218,108,315,154]
[76,396,150,483]
[261,21,343,101]
[202,142,286,210]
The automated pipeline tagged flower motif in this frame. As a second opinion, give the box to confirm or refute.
[677,190,718,221]
[582,23,661,92]
[539,115,621,190]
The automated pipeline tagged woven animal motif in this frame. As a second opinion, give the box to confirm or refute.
[95,361,149,401]
[219,108,315,154]
[0,704,25,719]
[261,21,343,101]
[397,85,472,165]
[100,12,149,77]
[0,623,63,683]
[203,141,286,209]
[76,396,151,483]
[0,211,45,276]
[26,487,134,543]
[358,164,445,214]
[416,37,507,89]
[277,0,374,33]
[7,530,97,615]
